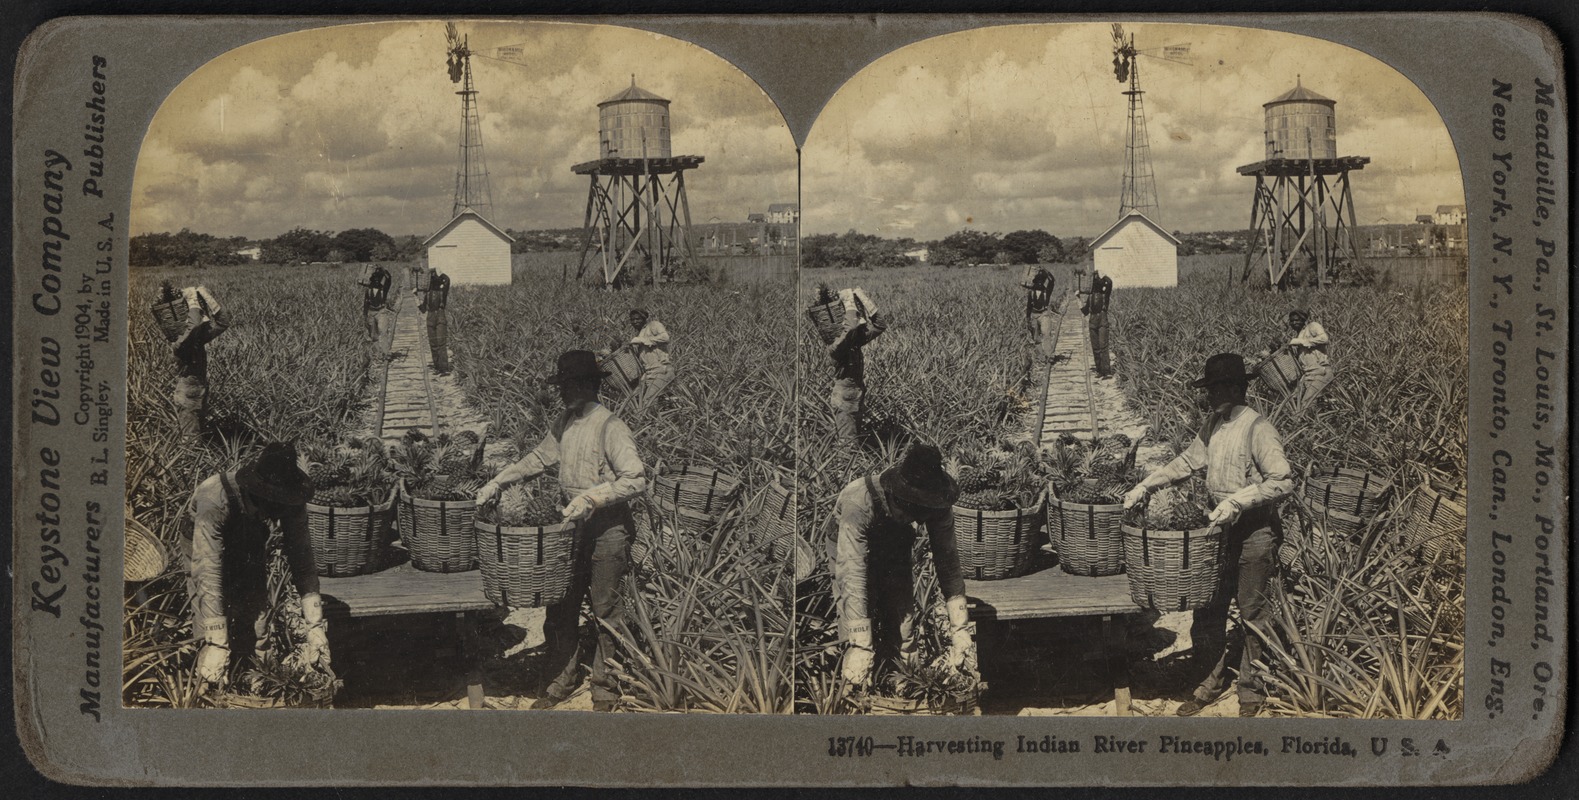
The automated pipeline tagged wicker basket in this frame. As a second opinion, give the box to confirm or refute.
[1303,465,1393,519]
[864,693,981,716]
[653,466,742,531]
[1402,481,1466,564]
[1256,350,1301,395]
[305,487,396,578]
[150,296,190,342]
[125,514,169,583]
[806,300,846,345]
[1306,496,1367,541]
[754,479,799,563]
[1047,490,1126,577]
[474,517,579,608]
[953,497,1047,581]
[600,348,644,395]
[398,480,479,573]
[1122,520,1227,612]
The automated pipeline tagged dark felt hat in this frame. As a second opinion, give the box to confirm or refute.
[1191,352,1257,388]
[236,442,314,506]
[546,349,610,384]
[880,442,960,510]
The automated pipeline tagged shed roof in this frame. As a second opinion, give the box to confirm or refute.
[1435,204,1466,214]
[1089,211,1181,250]
[1266,78,1335,106]
[422,209,515,247]
[767,203,800,213]
[600,77,669,106]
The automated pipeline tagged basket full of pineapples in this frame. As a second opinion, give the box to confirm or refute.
[300,437,397,577]
[1046,433,1142,577]
[951,444,1048,581]
[805,283,846,345]
[1121,479,1226,612]
[473,477,578,608]
[390,429,488,573]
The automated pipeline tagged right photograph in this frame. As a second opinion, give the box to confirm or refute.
[795,22,1467,718]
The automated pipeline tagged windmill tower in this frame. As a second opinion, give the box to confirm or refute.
[1112,24,1160,222]
[572,77,704,287]
[447,22,494,219]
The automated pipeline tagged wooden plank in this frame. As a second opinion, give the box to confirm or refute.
[320,562,492,618]
[965,567,1139,621]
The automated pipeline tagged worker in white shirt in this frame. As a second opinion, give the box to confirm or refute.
[476,350,647,712]
[626,308,674,409]
[1285,309,1332,412]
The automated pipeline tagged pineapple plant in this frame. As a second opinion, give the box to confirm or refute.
[388,428,487,501]
[300,437,393,507]
[478,478,565,528]
[953,442,1043,511]
[1049,434,1143,505]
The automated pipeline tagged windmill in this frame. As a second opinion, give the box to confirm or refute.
[446,22,494,219]
[1110,24,1190,224]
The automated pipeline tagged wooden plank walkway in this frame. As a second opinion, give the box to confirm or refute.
[319,562,490,618]
[965,568,1140,621]
[1039,294,1101,442]
[376,291,440,445]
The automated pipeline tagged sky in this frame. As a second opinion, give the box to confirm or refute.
[802,22,1466,241]
[131,20,797,239]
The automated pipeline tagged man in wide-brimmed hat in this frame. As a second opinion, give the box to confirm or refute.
[624,308,675,409]
[831,442,975,689]
[1122,353,1293,717]
[477,350,647,711]
[827,292,889,441]
[186,441,329,688]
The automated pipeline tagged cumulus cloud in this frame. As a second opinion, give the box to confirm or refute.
[804,22,1465,240]
[132,20,796,239]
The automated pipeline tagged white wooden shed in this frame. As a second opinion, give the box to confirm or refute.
[1089,212,1180,289]
[423,210,514,286]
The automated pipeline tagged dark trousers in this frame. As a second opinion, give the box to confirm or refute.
[543,505,634,705]
[1089,313,1111,376]
[867,539,919,666]
[1190,508,1282,704]
[425,308,450,373]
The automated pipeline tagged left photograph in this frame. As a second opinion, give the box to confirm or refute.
[124,20,798,713]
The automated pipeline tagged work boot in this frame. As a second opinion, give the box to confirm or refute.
[528,692,565,711]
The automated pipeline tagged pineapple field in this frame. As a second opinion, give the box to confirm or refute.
[795,263,1467,718]
[125,257,797,713]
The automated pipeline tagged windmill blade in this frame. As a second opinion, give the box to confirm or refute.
[446,21,458,48]
[1111,22,1125,45]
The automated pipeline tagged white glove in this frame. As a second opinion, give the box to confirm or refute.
[302,625,331,669]
[476,481,502,507]
[842,618,874,687]
[946,628,976,672]
[196,643,229,686]
[943,596,975,672]
[561,494,596,522]
[1209,498,1244,528]
[1123,484,1150,510]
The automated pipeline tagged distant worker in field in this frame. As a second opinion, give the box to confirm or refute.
[166,282,231,438]
[828,289,888,441]
[832,442,975,689]
[1021,267,1058,360]
[626,308,674,409]
[1080,268,1114,377]
[414,267,452,374]
[359,263,393,348]
[187,442,330,688]
[476,350,647,712]
[1284,309,1332,412]
[1122,353,1293,718]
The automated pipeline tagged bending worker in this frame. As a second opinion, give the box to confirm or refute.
[626,308,674,409]
[187,442,330,687]
[832,442,975,688]
[1122,353,1293,718]
[477,350,647,712]
[169,283,231,438]
[1021,267,1058,360]
[1285,309,1332,412]
[1079,269,1114,377]
[414,267,451,374]
[828,293,888,441]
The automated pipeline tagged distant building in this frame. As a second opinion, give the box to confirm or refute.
[747,212,766,223]
[1433,204,1466,226]
[765,203,800,225]
[1089,212,1180,289]
[1415,214,1435,225]
[903,247,929,263]
[237,244,262,261]
[423,209,515,285]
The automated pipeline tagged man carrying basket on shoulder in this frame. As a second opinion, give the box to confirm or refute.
[1121,353,1293,717]
[476,350,647,712]
[169,284,231,438]
[831,442,976,692]
[828,289,888,441]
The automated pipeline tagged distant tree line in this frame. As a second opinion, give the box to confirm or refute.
[131,224,598,267]
[801,228,1093,270]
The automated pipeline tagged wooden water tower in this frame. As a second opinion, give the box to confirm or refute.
[1238,78,1368,288]
[573,78,703,286]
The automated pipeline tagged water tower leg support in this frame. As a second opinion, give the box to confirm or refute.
[575,179,599,281]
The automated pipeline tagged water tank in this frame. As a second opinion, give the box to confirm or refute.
[598,78,671,159]
[1264,79,1337,160]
